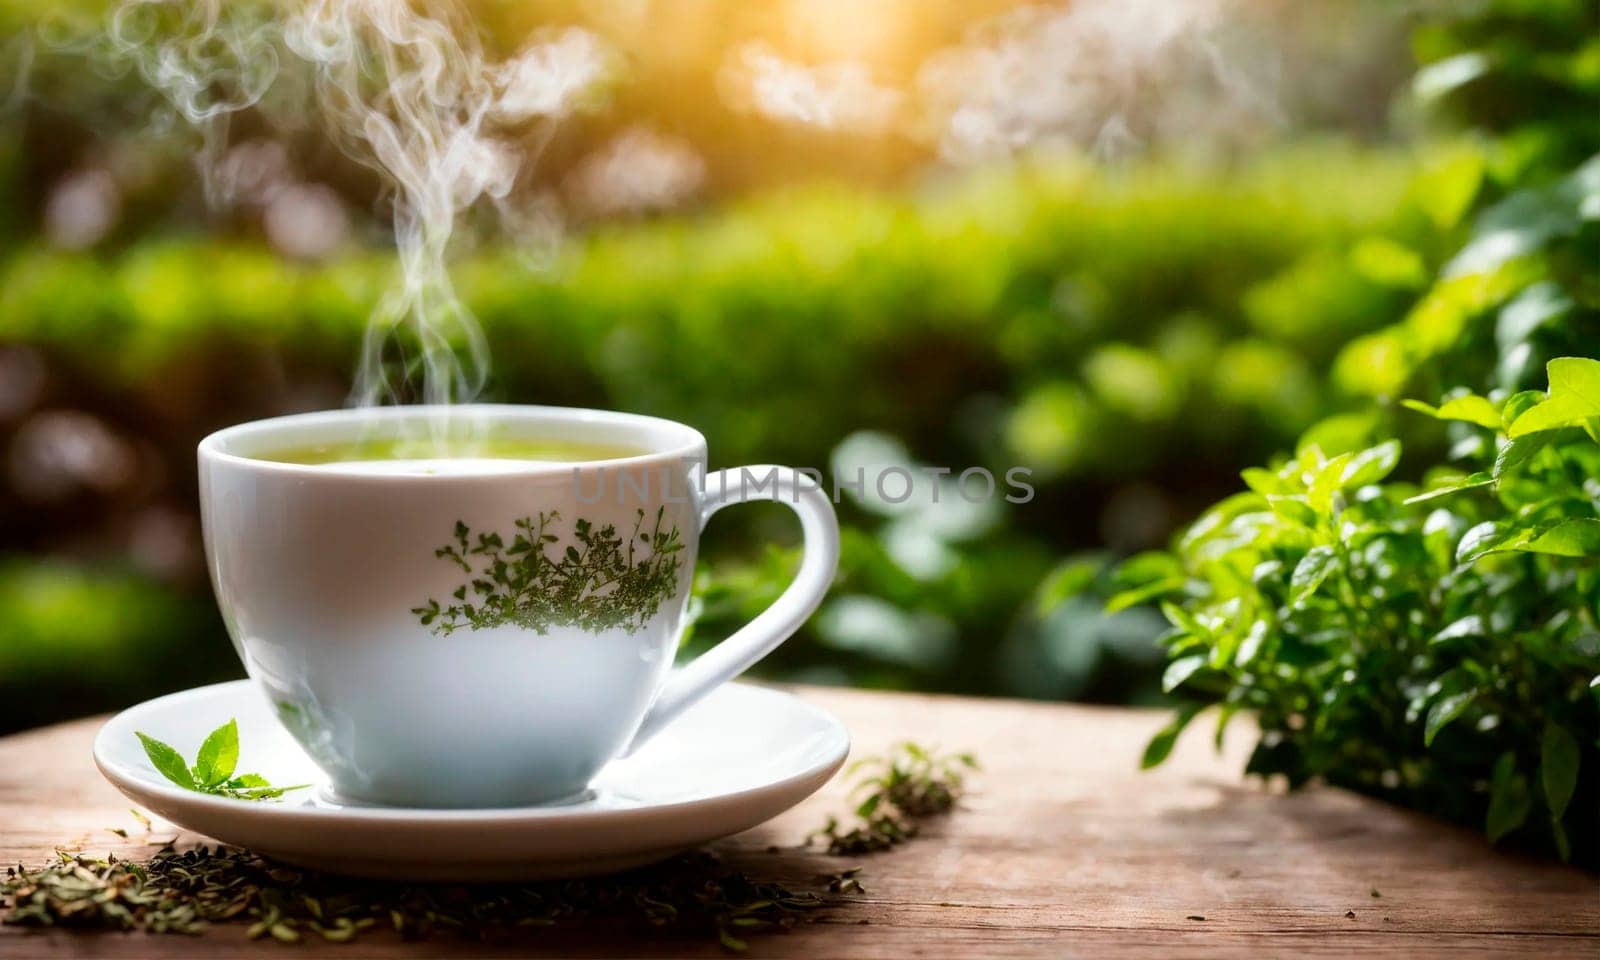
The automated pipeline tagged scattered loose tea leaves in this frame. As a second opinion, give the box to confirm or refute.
[823,868,866,895]
[135,721,307,801]
[810,742,976,856]
[1,845,831,949]
[3,743,977,951]
[1186,914,1206,921]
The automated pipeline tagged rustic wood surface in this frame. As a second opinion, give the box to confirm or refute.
[1,685,1595,958]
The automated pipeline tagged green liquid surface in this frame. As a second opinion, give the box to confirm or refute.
[256,437,643,465]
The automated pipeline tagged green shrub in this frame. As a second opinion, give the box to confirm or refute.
[1116,362,1599,864]
[1085,0,1600,865]
[0,146,1425,473]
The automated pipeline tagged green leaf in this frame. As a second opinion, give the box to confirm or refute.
[1213,703,1238,749]
[1540,724,1580,822]
[1507,357,1600,437]
[1035,557,1100,614]
[1159,601,1210,640]
[1105,577,1186,614]
[1547,356,1600,408]
[1508,396,1593,437]
[1513,518,1600,557]
[1142,703,1203,769]
[134,724,295,801]
[1403,395,1501,429]
[1162,654,1206,694]
[193,719,240,788]
[1551,819,1571,863]
[1455,521,1532,564]
[1113,551,1184,586]
[136,732,195,790]
[1492,434,1549,478]
[1234,620,1268,667]
[1437,396,1503,429]
[1403,471,1493,504]
[1500,390,1546,428]
[1309,453,1353,514]
[1240,467,1286,495]
[1268,496,1319,527]
[1430,615,1484,645]
[1177,492,1263,552]
[1340,439,1402,488]
[1289,546,1338,607]
[1423,690,1477,747]
[1486,752,1532,843]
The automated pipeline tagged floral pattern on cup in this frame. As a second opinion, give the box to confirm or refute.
[411,507,685,636]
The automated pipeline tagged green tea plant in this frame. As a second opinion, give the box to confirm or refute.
[1053,0,1600,867]
[1107,359,1599,864]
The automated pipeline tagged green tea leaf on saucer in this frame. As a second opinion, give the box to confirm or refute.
[136,732,195,790]
[193,719,240,788]
[134,722,301,801]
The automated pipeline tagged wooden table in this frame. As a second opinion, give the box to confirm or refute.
[2,686,1595,958]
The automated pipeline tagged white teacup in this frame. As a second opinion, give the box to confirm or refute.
[197,405,839,808]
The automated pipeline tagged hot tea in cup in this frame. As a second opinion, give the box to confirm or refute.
[198,404,839,808]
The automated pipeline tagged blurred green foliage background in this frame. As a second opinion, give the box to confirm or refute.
[0,0,1594,735]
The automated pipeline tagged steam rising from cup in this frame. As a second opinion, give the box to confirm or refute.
[919,0,1280,163]
[69,0,1286,426]
[718,0,1281,164]
[99,0,608,412]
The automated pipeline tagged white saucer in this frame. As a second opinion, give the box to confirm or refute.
[93,680,849,881]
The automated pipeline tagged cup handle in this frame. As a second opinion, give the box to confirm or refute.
[622,465,839,754]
